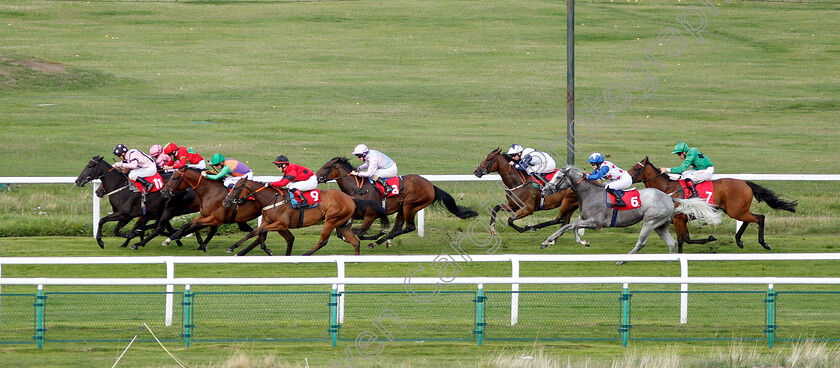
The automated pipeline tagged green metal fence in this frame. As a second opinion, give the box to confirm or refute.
[3,286,840,348]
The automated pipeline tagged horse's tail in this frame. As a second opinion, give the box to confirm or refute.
[433,186,479,219]
[746,181,798,213]
[353,198,391,230]
[673,198,723,226]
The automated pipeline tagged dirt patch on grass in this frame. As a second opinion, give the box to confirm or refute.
[18,59,66,74]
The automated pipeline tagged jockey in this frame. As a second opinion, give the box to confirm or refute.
[149,144,172,171]
[112,144,156,193]
[507,144,556,187]
[162,142,206,170]
[203,153,253,189]
[660,142,714,199]
[270,155,317,207]
[350,144,398,195]
[584,152,632,206]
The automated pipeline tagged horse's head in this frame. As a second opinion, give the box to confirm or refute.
[75,156,110,187]
[316,157,353,184]
[474,148,505,178]
[162,167,187,199]
[542,165,575,196]
[223,178,249,208]
[628,156,660,183]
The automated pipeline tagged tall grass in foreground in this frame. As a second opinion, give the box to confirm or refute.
[171,341,840,367]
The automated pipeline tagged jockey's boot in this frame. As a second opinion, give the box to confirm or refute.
[291,189,308,207]
[606,188,626,207]
[376,178,393,196]
[137,177,154,193]
[685,179,699,198]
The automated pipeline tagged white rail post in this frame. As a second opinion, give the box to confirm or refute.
[417,209,425,237]
[165,259,174,326]
[680,256,688,324]
[510,257,520,326]
[92,181,101,237]
[337,259,345,324]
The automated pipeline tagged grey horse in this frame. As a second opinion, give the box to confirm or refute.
[540,166,721,257]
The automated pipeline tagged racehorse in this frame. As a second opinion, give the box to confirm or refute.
[222,178,389,256]
[628,156,798,251]
[540,166,722,260]
[75,156,168,248]
[473,148,579,234]
[148,167,259,251]
[315,157,477,248]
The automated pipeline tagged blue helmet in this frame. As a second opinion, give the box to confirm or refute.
[587,152,604,164]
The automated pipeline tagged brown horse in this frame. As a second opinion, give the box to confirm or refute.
[222,178,388,256]
[315,157,477,248]
[628,156,798,251]
[473,148,579,234]
[158,167,260,251]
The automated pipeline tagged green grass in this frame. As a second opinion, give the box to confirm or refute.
[1,0,840,366]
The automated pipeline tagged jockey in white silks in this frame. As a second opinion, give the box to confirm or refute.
[507,144,556,188]
[350,144,398,194]
[112,144,157,193]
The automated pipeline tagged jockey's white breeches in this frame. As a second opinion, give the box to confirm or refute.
[288,175,318,192]
[128,166,157,181]
[223,172,253,189]
[680,167,714,183]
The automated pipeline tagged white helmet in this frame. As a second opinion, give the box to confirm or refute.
[506,144,524,155]
[352,144,369,156]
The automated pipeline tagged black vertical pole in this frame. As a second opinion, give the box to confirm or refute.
[566,0,575,165]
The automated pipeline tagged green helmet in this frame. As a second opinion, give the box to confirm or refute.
[210,153,225,166]
[672,142,690,154]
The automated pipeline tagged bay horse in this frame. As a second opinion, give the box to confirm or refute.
[148,167,259,251]
[222,178,389,256]
[628,156,798,251]
[315,157,477,248]
[75,156,167,248]
[473,148,579,234]
[540,166,722,262]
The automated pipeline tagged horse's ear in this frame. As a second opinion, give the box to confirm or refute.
[93,155,102,160]
[643,155,649,161]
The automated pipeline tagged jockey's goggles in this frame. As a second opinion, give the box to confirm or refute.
[354,154,365,158]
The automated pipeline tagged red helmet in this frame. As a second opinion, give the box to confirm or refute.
[163,142,178,155]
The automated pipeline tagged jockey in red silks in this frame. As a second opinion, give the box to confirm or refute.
[112,144,156,192]
[162,142,205,170]
[149,144,172,171]
[350,143,398,194]
[270,155,317,206]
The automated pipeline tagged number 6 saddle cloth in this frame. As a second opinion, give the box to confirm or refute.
[606,188,642,210]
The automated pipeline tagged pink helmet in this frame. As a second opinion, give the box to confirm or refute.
[149,144,163,157]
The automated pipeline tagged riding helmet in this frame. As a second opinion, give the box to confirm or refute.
[506,144,524,155]
[587,152,604,164]
[352,144,369,156]
[114,144,129,156]
[210,153,225,166]
[672,142,690,154]
[274,155,289,166]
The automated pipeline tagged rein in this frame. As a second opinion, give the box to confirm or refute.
[237,182,281,211]
[485,152,530,191]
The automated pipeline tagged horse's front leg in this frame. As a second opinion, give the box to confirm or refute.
[96,214,129,249]
[227,226,262,253]
[489,203,514,235]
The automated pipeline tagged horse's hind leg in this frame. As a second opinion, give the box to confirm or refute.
[337,225,361,255]
[236,231,267,257]
[755,213,769,250]
[655,223,677,254]
[277,229,294,256]
[672,214,716,253]
[196,226,219,252]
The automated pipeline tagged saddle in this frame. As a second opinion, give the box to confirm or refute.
[678,180,714,203]
[529,169,559,187]
[606,189,641,210]
[130,172,164,193]
[290,189,322,209]
[370,177,402,198]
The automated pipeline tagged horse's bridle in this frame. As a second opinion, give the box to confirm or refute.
[631,160,668,183]
[227,180,279,210]
[476,151,530,190]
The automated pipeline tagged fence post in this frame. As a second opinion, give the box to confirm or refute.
[35,285,44,349]
[336,260,345,324]
[620,283,631,347]
[92,181,101,237]
[475,284,485,346]
[680,256,688,324]
[765,283,776,348]
[165,258,174,327]
[417,209,424,237]
[183,285,192,348]
[510,257,519,326]
[330,284,339,347]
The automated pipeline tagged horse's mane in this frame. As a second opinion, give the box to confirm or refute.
[332,156,355,171]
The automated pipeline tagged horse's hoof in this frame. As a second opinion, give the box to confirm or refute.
[762,243,771,251]
[162,238,171,247]
[708,236,717,242]
[490,228,497,236]
[266,250,273,256]
[97,241,105,249]
[525,226,536,232]
[367,243,376,249]
[130,244,139,250]
[540,240,553,249]
[582,241,590,247]
[386,239,392,249]
[736,241,744,249]
[616,261,626,266]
